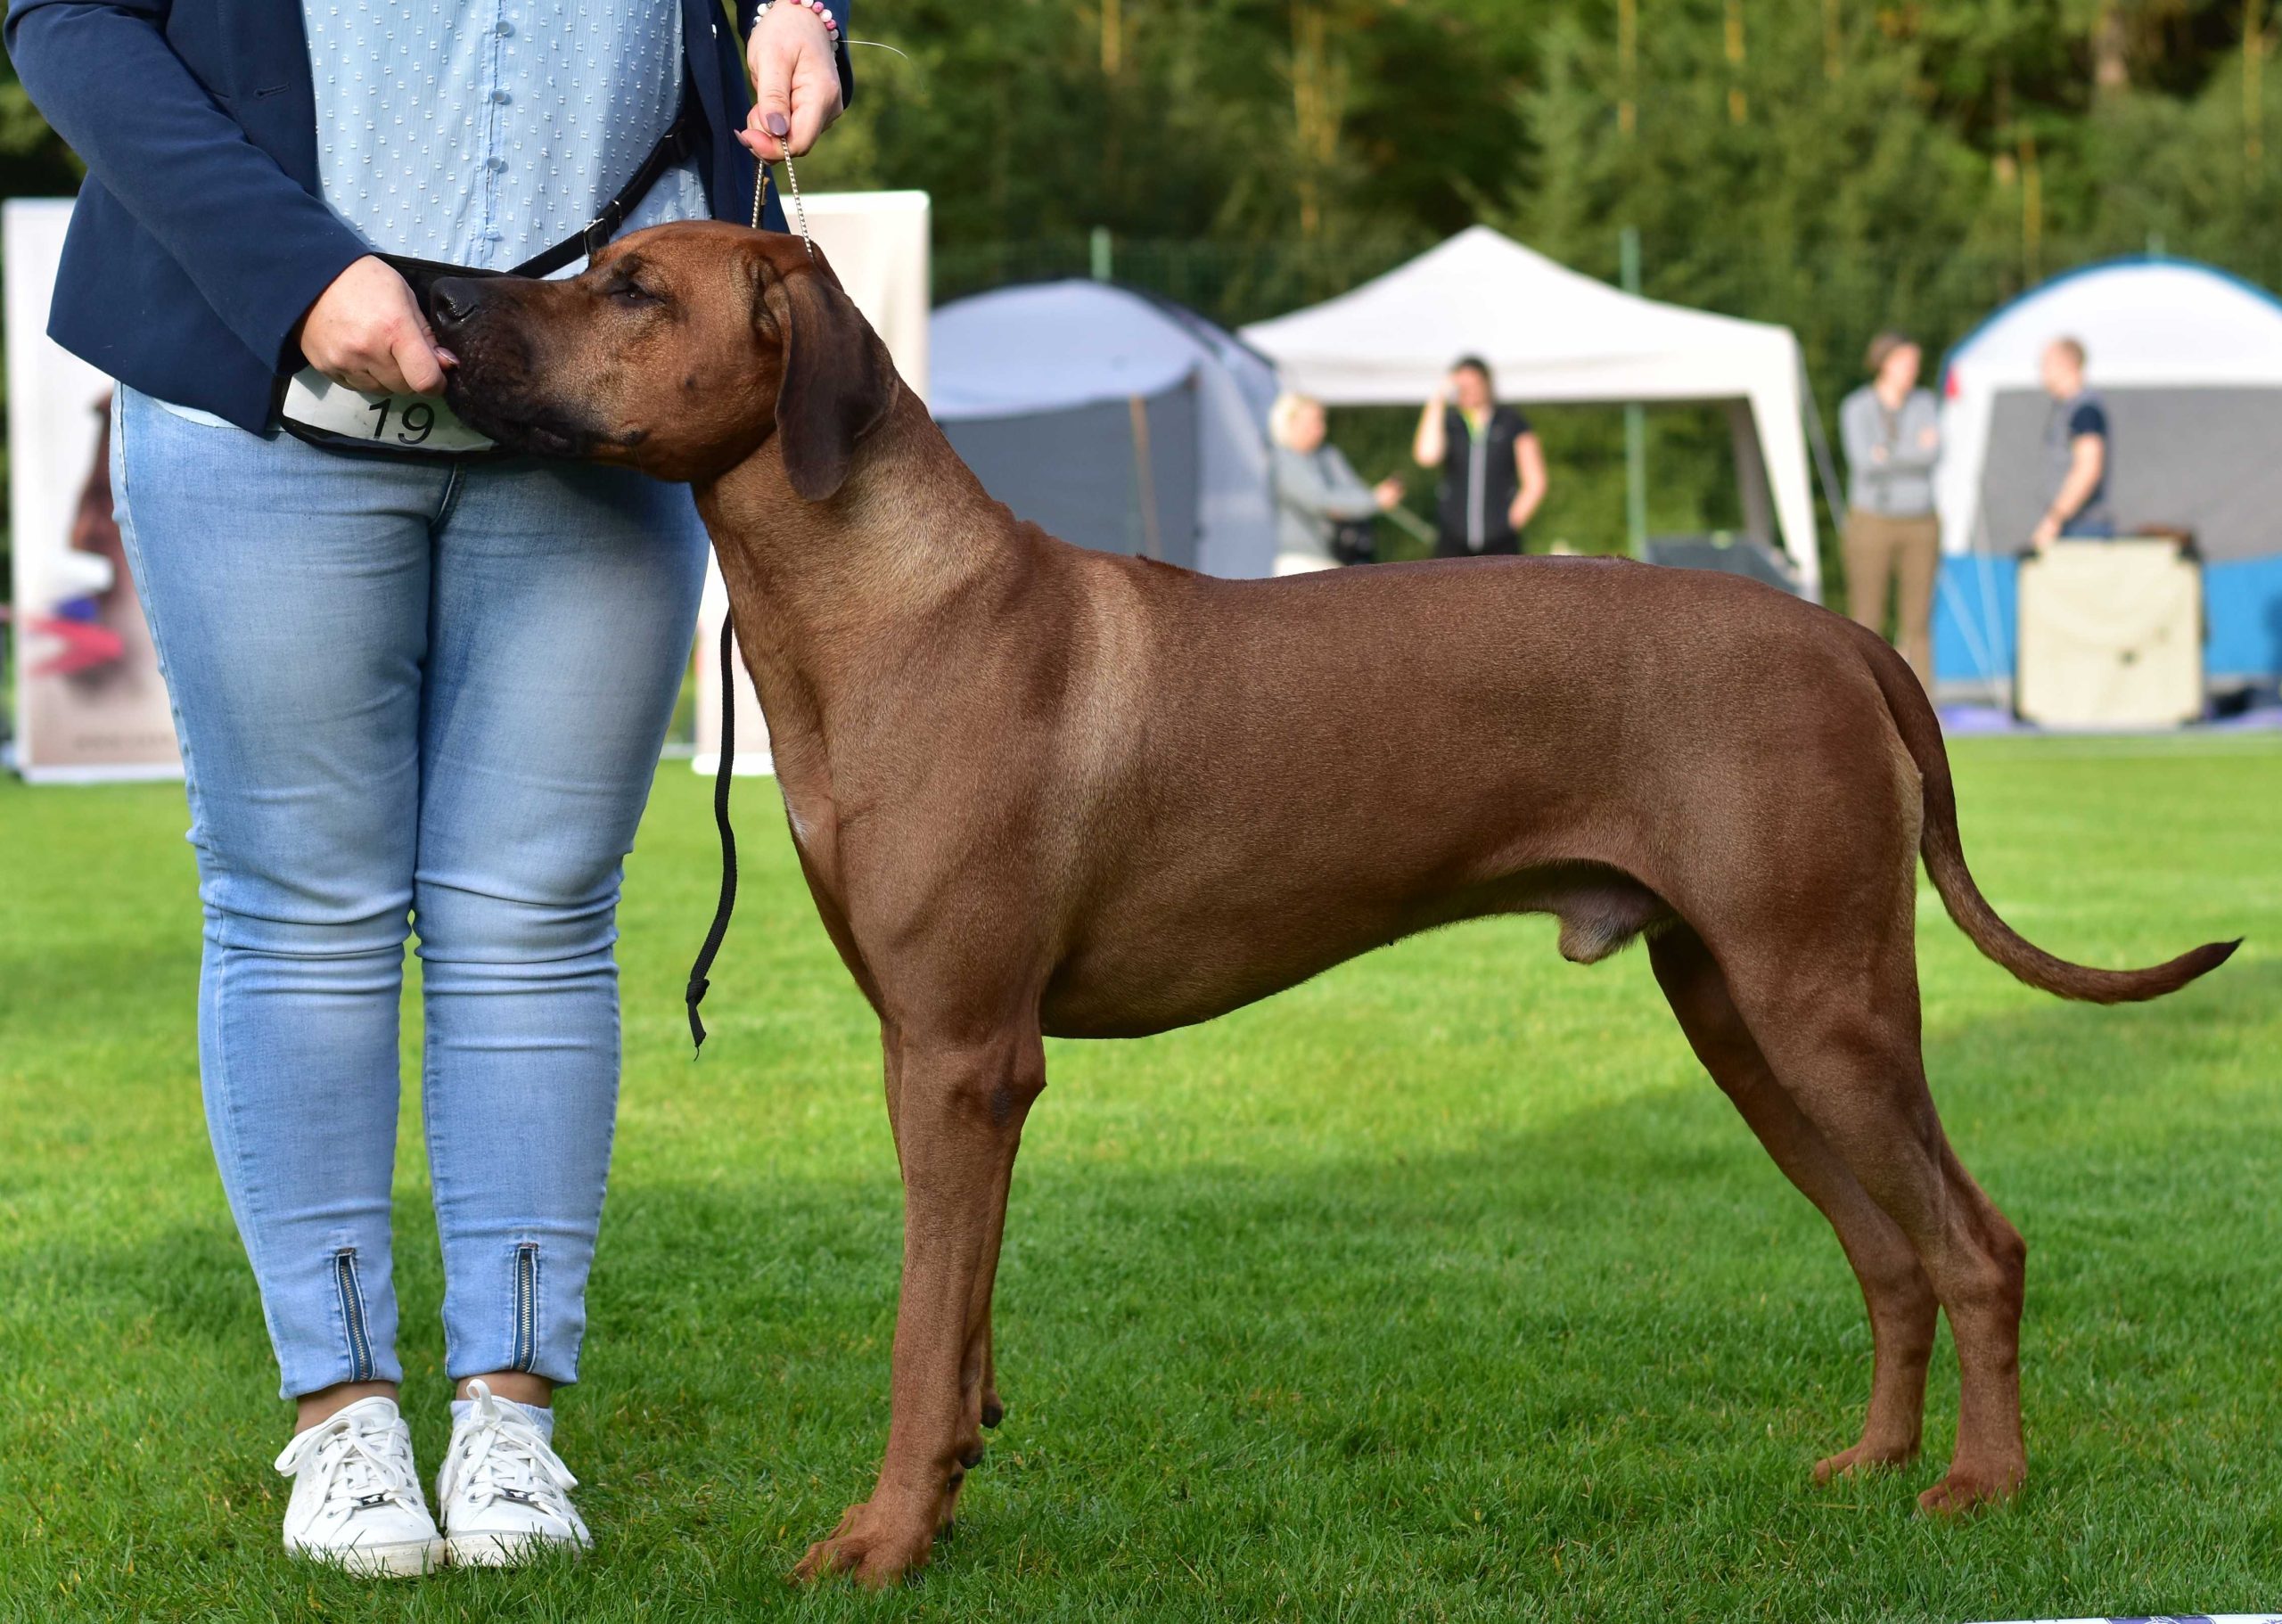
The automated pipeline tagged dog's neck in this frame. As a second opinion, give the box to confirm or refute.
[693,383,1016,695]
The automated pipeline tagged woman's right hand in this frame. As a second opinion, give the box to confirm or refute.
[294,256,447,396]
[742,2,843,161]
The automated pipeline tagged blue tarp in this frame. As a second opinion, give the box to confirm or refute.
[1934,554,2282,685]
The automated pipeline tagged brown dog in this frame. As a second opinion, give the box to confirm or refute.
[433,225,2237,1587]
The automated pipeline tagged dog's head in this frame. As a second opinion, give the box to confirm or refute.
[435,222,895,493]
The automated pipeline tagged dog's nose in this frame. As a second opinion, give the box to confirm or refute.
[429,277,485,329]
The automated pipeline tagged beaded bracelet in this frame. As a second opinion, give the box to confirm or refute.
[753,0,840,43]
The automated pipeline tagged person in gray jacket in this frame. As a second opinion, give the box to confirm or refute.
[1840,332,1942,688]
[1269,392,1403,575]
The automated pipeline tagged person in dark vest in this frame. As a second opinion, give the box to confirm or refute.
[1411,356,1548,557]
[2032,336,2115,547]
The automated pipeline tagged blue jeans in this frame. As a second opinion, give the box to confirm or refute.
[113,388,708,1399]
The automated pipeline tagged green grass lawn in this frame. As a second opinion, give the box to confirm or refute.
[3,735,2278,1621]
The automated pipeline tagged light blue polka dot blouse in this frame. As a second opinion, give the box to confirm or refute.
[301,0,710,272]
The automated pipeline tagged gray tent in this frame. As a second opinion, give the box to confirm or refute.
[930,282,1281,578]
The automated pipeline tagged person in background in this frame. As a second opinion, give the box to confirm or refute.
[2032,337,2114,547]
[1268,392,1403,575]
[1412,357,1548,557]
[1839,331,1942,689]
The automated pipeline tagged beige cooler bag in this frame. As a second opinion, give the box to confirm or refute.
[2015,538,2204,729]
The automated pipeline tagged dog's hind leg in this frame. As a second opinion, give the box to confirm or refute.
[1648,924,1938,1480]
[1718,936,2029,1514]
[794,1027,1046,1587]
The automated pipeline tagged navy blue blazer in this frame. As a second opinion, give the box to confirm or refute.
[5,0,852,431]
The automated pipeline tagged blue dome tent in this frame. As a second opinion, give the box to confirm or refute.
[1932,258,2282,701]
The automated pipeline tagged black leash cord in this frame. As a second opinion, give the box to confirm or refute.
[686,131,797,1057]
[685,615,739,1055]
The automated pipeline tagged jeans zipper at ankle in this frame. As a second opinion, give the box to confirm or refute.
[510,1243,539,1374]
[333,1249,375,1383]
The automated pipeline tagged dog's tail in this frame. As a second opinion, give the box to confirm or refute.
[1859,627,2239,1004]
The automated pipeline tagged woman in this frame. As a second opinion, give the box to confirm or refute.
[1269,393,1403,575]
[1411,357,1548,556]
[8,0,851,1577]
[1840,332,1943,688]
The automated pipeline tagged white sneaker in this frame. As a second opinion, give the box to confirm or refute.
[435,1380,591,1567]
[274,1396,442,1578]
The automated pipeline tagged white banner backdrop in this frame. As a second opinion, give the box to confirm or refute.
[693,190,932,776]
[5,198,183,783]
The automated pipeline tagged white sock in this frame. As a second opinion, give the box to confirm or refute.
[452,1395,554,1446]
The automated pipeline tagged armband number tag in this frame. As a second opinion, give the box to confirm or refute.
[280,367,498,455]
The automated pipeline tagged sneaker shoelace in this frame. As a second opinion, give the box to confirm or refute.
[451,1388,579,1522]
[274,1412,424,1521]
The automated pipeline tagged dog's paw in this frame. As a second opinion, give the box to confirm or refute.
[1916,1459,2024,1516]
[791,1502,932,1589]
[1811,1438,1918,1484]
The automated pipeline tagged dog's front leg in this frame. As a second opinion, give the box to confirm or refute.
[881,1021,1008,1521]
[793,1029,1045,1588]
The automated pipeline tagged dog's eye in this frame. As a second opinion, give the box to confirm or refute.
[611,282,662,308]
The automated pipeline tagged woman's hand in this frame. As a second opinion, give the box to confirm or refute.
[1412,398,1448,468]
[743,4,843,162]
[295,256,447,396]
[1373,477,1405,512]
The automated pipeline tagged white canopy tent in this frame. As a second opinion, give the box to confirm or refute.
[1240,226,1824,598]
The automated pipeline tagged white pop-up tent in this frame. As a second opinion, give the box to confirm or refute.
[1240,226,1823,598]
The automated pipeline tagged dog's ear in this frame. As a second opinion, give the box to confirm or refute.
[768,249,894,502]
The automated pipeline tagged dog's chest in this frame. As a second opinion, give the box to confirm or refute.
[768,730,855,897]
[774,762,835,870]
